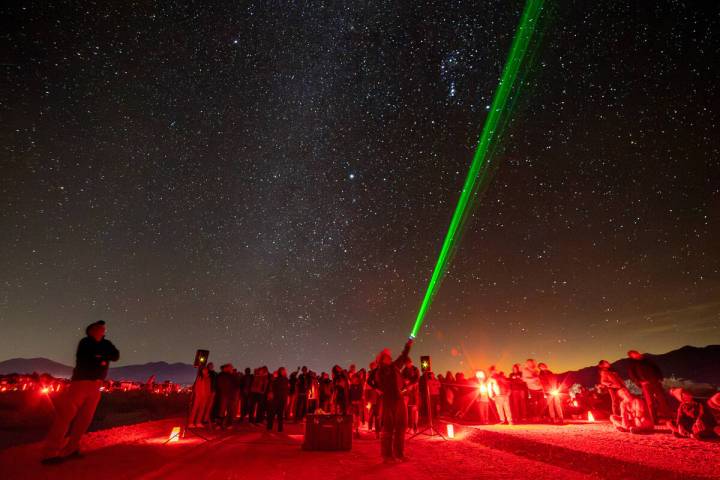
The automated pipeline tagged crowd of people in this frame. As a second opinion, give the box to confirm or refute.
[188,354,579,436]
[189,346,720,446]
[601,350,720,440]
[41,321,720,466]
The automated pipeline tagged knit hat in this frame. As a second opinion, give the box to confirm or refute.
[85,320,106,335]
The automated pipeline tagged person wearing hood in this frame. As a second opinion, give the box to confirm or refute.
[42,321,119,464]
[369,338,413,463]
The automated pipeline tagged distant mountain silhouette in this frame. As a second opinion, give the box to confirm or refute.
[0,358,198,384]
[3,344,719,386]
[558,344,720,387]
[0,358,73,378]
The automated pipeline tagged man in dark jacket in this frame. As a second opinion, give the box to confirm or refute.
[267,367,289,432]
[626,350,670,424]
[216,364,240,429]
[370,338,413,463]
[42,320,119,464]
[295,366,309,420]
[240,367,253,422]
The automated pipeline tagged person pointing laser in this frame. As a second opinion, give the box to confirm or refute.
[368,337,413,463]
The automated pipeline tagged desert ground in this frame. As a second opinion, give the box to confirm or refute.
[1,418,718,480]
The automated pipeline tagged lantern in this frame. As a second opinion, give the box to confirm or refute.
[587,411,595,422]
[168,426,181,443]
[446,424,455,439]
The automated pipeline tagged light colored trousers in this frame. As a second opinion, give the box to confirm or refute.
[494,395,513,423]
[43,380,102,458]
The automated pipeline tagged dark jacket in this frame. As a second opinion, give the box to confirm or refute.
[71,336,120,381]
[216,371,239,397]
[627,357,663,384]
[509,372,528,393]
[373,340,412,404]
[319,377,333,401]
[271,375,289,403]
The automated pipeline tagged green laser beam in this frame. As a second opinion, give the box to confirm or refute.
[410,0,545,339]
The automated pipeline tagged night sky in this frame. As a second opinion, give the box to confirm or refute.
[2,1,719,374]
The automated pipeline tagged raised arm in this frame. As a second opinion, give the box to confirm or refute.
[393,338,413,368]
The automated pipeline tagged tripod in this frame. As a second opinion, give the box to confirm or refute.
[409,373,446,440]
[164,375,212,444]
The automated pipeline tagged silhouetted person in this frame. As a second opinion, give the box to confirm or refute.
[189,366,212,427]
[267,367,289,432]
[402,358,420,433]
[370,338,413,463]
[216,364,240,429]
[668,388,714,439]
[509,364,527,422]
[489,370,513,425]
[522,359,544,421]
[598,360,624,416]
[42,320,119,464]
[626,350,670,424]
[240,367,253,422]
[332,365,349,415]
[295,366,309,420]
[249,366,270,423]
[538,363,563,424]
[707,393,720,437]
[205,362,218,423]
[366,363,381,438]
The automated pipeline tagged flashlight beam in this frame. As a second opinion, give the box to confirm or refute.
[410,0,545,339]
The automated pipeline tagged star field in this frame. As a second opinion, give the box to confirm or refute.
[1,1,719,373]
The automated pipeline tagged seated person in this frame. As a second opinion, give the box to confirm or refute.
[610,389,654,434]
[707,393,720,437]
[668,388,714,440]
